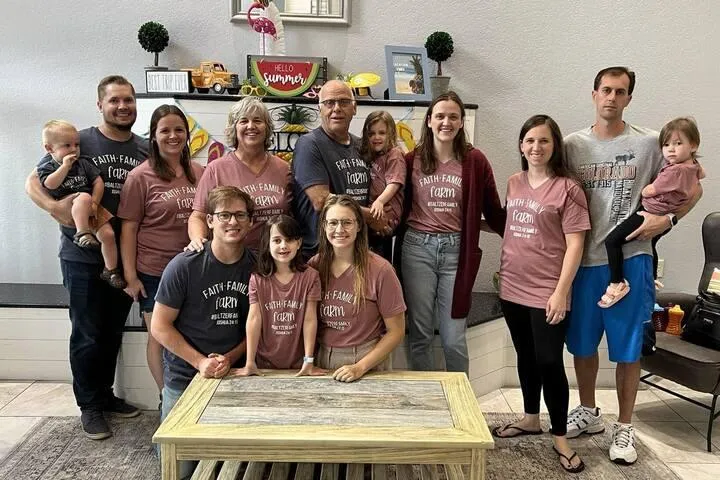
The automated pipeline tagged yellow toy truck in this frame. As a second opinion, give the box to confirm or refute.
[184,61,241,95]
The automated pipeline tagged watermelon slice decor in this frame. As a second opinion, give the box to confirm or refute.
[248,55,326,97]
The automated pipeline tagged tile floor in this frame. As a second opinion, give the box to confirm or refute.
[1,379,719,479]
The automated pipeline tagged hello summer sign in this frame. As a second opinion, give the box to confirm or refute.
[247,55,327,97]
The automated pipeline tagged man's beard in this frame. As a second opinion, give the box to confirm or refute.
[105,115,135,131]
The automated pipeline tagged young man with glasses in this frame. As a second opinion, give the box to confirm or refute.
[151,186,255,478]
[292,80,391,259]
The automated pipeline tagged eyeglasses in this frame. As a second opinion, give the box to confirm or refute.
[240,84,267,97]
[324,219,356,230]
[213,211,250,223]
[320,98,354,108]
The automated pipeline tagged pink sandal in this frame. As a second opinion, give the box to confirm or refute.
[598,279,630,308]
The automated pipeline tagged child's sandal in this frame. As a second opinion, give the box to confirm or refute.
[101,268,127,289]
[597,279,630,308]
[73,230,100,249]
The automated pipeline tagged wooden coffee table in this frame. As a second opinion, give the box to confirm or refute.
[153,371,494,479]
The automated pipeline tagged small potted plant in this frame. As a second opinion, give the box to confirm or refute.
[425,31,454,98]
[138,21,170,70]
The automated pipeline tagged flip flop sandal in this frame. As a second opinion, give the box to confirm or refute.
[73,230,100,249]
[491,423,543,438]
[597,279,631,308]
[101,268,127,289]
[553,446,585,473]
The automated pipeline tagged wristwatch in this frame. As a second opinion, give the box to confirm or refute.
[667,213,678,228]
[303,356,314,364]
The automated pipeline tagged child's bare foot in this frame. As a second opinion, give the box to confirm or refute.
[654,280,664,291]
[598,279,630,308]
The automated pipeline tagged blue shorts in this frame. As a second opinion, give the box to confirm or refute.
[567,254,654,363]
[137,271,162,314]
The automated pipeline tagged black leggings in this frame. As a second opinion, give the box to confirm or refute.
[500,299,570,436]
[605,207,665,283]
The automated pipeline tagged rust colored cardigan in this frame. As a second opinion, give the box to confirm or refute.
[395,147,506,319]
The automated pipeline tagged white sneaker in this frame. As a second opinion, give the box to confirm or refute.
[566,405,605,439]
[609,423,637,464]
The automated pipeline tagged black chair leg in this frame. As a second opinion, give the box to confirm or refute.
[708,395,718,452]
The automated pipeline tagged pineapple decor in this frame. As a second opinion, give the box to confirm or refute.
[409,55,425,94]
[273,104,318,163]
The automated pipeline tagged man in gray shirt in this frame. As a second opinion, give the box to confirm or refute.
[291,80,390,258]
[563,66,700,465]
[26,76,147,441]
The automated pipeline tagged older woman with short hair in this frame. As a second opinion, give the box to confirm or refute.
[188,96,291,251]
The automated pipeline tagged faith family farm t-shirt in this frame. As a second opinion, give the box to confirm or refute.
[249,267,321,369]
[117,160,205,276]
[499,173,591,309]
[156,246,254,390]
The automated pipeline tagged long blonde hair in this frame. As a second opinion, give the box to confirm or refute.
[316,195,369,308]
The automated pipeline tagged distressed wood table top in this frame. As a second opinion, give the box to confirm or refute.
[154,371,493,479]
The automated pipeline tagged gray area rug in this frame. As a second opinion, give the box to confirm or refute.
[0,412,679,479]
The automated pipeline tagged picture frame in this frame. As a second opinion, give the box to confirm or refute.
[145,70,192,94]
[384,45,433,101]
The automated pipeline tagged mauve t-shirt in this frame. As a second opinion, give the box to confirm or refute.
[369,146,406,228]
[117,160,205,276]
[407,157,462,233]
[193,152,291,249]
[642,160,702,215]
[249,267,321,369]
[309,252,406,348]
[500,173,591,309]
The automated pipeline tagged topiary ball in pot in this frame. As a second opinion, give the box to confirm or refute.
[138,21,169,69]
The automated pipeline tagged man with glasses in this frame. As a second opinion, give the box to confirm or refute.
[151,186,255,478]
[292,80,388,259]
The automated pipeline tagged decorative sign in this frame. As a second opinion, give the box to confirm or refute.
[247,55,327,97]
[145,70,192,94]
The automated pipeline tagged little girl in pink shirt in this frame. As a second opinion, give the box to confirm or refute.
[232,214,323,376]
[600,117,704,308]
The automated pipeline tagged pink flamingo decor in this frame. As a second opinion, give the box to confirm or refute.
[247,1,277,55]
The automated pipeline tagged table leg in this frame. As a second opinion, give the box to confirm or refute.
[469,449,485,480]
[160,443,179,480]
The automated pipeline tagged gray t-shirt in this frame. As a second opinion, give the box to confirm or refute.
[58,127,148,264]
[36,153,100,199]
[564,123,663,266]
[291,127,369,257]
[156,246,254,390]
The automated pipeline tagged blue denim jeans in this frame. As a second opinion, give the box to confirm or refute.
[159,385,196,479]
[401,228,469,374]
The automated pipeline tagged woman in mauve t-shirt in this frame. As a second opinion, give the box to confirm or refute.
[398,92,505,375]
[118,104,204,397]
[187,96,291,252]
[309,195,406,383]
[493,115,590,474]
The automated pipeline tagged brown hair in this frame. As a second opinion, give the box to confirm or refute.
[148,105,197,184]
[206,186,255,219]
[359,110,397,164]
[256,215,307,276]
[593,66,636,95]
[416,91,470,174]
[97,75,135,101]
[659,117,701,160]
[42,120,77,145]
[225,97,274,150]
[518,114,577,179]
[316,195,369,308]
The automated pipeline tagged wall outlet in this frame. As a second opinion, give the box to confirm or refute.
[657,258,665,278]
